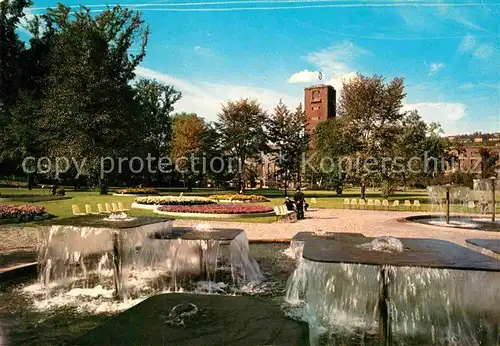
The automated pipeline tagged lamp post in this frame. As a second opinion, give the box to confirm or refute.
[445,185,451,224]
[491,176,496,222]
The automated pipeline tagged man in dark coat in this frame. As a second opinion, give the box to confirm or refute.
[285,197,295,211]
[294,187,305,219]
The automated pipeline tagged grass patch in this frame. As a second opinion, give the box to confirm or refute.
[4,187,489,224]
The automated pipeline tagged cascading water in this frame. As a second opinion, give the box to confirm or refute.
[283,239,305,260]
[473,178,499,217]
[284,236,500,345]
[37,220,172,298]
[285,259,380,344]
[426,185,479,228]
[135,228,262,291]
[229,232,262,283]
[27,217,262,312]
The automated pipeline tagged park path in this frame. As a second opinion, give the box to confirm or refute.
[174,208,500,247]
[1,209,499,273]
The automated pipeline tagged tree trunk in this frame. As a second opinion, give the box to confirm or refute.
[27,173,33,190]
[99,178,108,195]
[239,154,246,193]
[284,170,288,197]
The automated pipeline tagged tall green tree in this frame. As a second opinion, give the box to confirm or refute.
[171,112,205,191]
[337,74,407,195]
[0,0,32,160]
[134,79,181,184]
[479,147,499,178]
[314,115,360,191]
[36,5,149,191]
[216,99,267,192]
[200,122,234,188]
[267,100,308,194]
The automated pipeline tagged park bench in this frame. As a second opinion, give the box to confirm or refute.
[72,202,131,216]
[274,205,297,223]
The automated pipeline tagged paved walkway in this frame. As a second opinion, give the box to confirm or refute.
[1,209,498,272]
[174,209,500,247]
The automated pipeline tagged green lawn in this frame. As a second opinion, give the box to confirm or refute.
[2,187,495,225]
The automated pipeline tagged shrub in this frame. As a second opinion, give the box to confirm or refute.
[157,204,273,214]
[135,196,216,205]
[116,188,159,195]
[0,204,46,220]
[208,194,269,202]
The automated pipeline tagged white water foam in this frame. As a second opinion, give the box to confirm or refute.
[357,236,404,253]
[24,222,263,315]
[425,219,480,229]
[103,212,137,222]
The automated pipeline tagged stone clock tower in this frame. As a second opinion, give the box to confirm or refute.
[304,84,336,134]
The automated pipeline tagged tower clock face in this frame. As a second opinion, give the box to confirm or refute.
[312,90,321,102]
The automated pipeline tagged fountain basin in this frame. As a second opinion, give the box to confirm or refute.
[37,216,175,299]
[34,216,262,302]
[405,215,500,232]
[303,235,499,270]
[465,238,500,260]
[285,234,500,345]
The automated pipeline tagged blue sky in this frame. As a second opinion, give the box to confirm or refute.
[25,0,500,134]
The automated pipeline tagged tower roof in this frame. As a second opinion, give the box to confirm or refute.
[304,84,336,90]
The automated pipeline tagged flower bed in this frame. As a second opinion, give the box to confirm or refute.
[157,204,273,214]
[115,188,158,195]
[133,196,216,209]
[208,194,269,202]
[0,204,46,221]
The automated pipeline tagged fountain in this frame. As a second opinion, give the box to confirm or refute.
[407,179,499,231]
[426,185,473,226]
[35,214,261,303]
[473,177,498,222]
[285,233,500,345]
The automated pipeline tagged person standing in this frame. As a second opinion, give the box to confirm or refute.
[294,187,305,220]
[361,182,366,201]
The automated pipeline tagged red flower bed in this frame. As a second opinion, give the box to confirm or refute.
[157,204,273,214]
[0,204,46,219]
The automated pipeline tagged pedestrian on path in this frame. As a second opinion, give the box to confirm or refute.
[294,187,305,220]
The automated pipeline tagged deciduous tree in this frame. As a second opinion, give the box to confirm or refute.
[37,5,149,191]
[171,113,205,191]
[216,99,267,192]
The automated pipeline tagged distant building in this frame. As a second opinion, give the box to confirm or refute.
[447,145,500,173]
[304,84,336,134]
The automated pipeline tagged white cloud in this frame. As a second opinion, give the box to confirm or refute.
[288,69,319,84]
[288,41,366,97]
[135,66,300,121]
[428,62,444,75]
[192,45,216,58]
[473,43,496,60]
[403,102,467,133]
[326,72,358,93]
[459,83,474,89]
[17,9,36,35]
[306,41,368,78]
[457,34,476,53]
